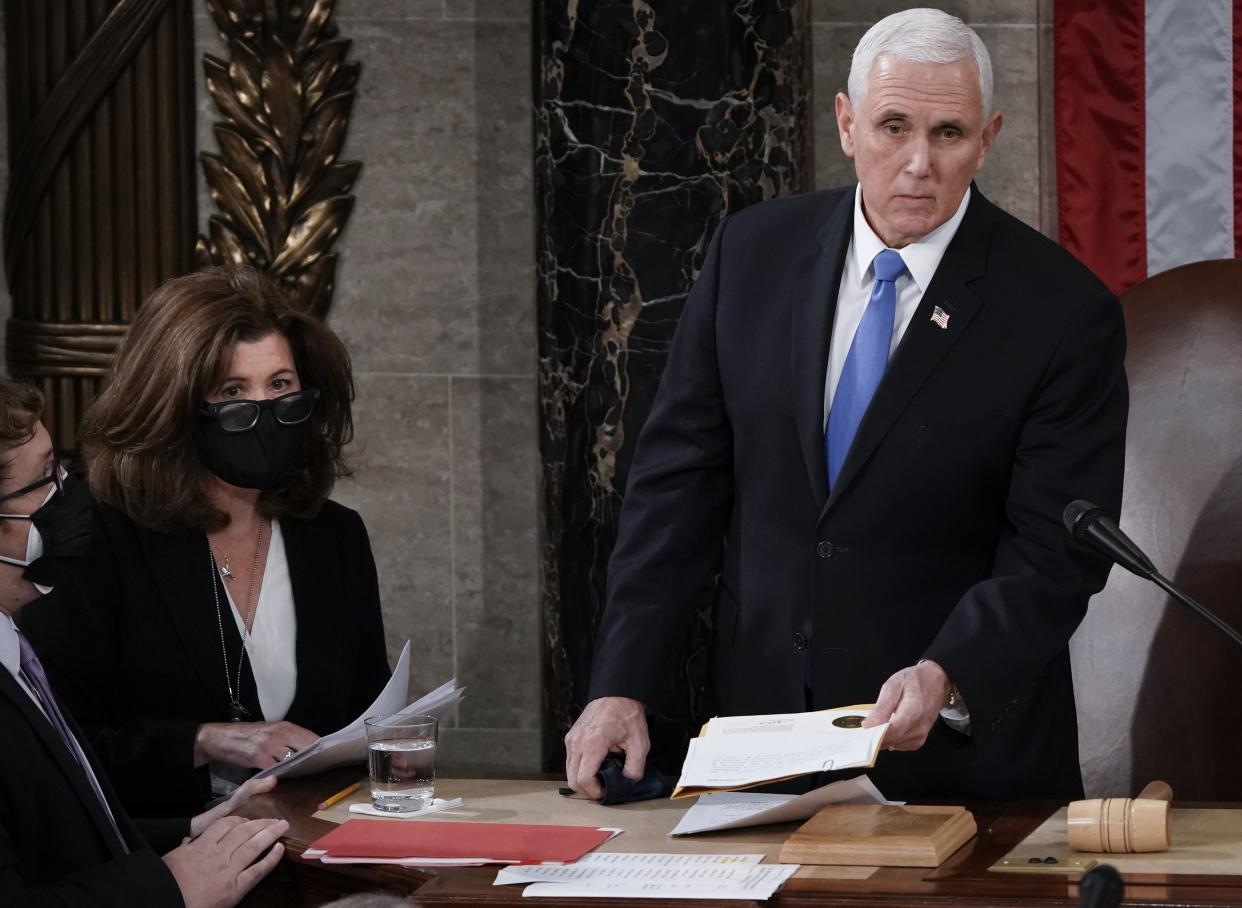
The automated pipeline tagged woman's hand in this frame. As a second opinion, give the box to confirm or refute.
[188,774,278,838]
[193,720,320,769]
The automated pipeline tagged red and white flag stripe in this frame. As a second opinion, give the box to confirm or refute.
[1055,0,1241,294]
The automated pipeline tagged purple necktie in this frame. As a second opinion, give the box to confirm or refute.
[17,632,128,852]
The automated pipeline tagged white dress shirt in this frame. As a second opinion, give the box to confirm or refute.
[0,612,45,715]
[823,185,972,428]
[822,185,973,732]
[220,520,298,722]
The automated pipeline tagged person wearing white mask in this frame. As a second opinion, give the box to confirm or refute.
[0,425,90,602]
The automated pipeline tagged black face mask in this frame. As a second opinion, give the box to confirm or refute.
[195,407,311,490]
[22,474,96,590]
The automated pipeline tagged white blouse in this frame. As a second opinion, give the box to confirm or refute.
[220,520,297,721]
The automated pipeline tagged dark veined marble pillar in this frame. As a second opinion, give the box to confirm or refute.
[535,0,813,771]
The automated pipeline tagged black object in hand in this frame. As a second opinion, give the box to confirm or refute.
[596,752,671,805]
[559,753,672,805]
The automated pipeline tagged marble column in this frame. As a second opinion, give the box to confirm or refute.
[535,0,814,771]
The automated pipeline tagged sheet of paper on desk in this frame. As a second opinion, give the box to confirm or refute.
[495,853,797,900]
[494,852,764,881]
[670,774,902,836]
[256,643,464,780]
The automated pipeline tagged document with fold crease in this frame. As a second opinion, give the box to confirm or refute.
[671,705,888,798]
[670,774,901,836]
[256,641,463,780]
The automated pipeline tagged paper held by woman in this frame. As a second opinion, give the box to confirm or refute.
[255,641,464,780]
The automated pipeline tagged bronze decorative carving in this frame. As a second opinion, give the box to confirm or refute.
[197,0,361,317]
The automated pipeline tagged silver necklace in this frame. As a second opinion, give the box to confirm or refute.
[207,521,267,722]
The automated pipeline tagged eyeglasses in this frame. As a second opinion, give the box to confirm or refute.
[0,456,64,517]
[200,387,321,434]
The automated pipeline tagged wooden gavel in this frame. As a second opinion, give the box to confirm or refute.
[1067,781,1173,853]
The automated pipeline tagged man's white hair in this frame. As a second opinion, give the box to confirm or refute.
[848,8,994,118]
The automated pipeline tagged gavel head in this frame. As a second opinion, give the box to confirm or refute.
[1067,795,1170,853]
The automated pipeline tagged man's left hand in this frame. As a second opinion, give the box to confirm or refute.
[189,775,278,838]
[861,660,951,751]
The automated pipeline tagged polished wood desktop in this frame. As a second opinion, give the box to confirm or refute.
[240,769,1242,907]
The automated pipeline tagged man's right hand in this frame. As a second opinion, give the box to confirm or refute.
[163,815,287,908]
[564,696,649,799]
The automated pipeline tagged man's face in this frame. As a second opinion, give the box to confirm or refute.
[835,54,1002,248]
[0,421,55,615]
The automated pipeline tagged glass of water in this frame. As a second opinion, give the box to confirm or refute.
[364,714,438,812]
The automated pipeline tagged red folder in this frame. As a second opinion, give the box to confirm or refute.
[306,819,616,864]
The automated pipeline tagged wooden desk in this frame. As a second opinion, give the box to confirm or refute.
[242,770,1242,907]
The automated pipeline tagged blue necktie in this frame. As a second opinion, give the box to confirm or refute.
[825,248,906,490]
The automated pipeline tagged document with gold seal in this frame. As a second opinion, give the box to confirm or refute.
[671,705,890,799]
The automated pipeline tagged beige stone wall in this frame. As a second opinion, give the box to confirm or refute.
[316,2,541,772]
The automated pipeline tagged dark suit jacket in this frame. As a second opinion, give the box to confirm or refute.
[20,499,390,816]
[589,186,1128,801]
[0,666,185,906]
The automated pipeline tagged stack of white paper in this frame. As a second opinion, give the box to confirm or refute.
[673,706,889,795]
[494,853,799,900]
[257,642,464,780]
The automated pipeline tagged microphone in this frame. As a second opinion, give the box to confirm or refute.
[1078,864,1123,908]
[1063,500,1156,579]
[1064,500,1242,651]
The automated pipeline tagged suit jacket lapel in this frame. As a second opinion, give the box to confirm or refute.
[792,188,855,507]
[137,527,236,717]
[823,189,992,513]
[0,668,128,857]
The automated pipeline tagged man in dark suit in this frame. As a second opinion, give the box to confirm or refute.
[565,8,1126,802]
[0,377,288,906]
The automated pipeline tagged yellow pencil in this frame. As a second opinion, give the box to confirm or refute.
[317,781,361,811]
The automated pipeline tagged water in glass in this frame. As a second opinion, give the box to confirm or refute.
[368,738,436,811]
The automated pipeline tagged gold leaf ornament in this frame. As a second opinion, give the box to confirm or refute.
[198,0,360,315]
[270,195,354,274]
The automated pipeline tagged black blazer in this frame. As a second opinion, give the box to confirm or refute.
[590,186,1128,801]
[0,666,185,906]
[20,499,390,816]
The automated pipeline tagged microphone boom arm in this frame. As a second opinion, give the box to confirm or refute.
[1064,498,1242,652]
[1147,570,1242,651]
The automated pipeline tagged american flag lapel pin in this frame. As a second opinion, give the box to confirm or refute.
[930,305,950,330]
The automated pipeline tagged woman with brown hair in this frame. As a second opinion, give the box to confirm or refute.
[21,266,390,817]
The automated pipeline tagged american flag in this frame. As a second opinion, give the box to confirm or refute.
[930,305,951,330]
[1055,0,1241,293]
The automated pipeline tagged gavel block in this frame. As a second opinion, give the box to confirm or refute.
[1067,780,1173,853]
